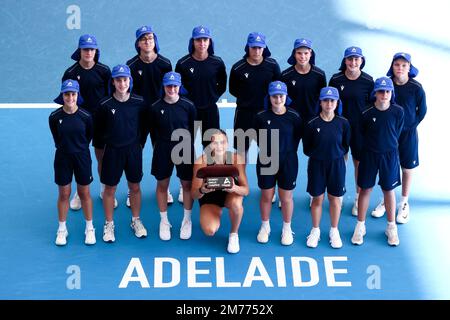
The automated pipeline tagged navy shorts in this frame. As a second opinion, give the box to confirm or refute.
[151,142,193,181]
[307,157,346,197]
[233,109,258,152]
[101,143,143,186]
[196,104,220,147]
[349,122,363,161]
[199,190,228,208]
[399,128,419,169]
[257,151,298,190]
[357,149,401,191]
[54,149,93,186]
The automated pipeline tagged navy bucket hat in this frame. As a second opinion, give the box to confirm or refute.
[135,25,160,54]
[53,79,84,105]
[339,46,365,71]
[244,32,271,58]
[71,34,100,62]
[162,71,182,86]
[188,25,214,55]
[287,38,316,66]
[386,52,419,78]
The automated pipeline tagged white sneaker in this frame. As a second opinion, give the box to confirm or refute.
[256,225,270,243]
[159,220,172,241]
[351,223,366,245]
[131,218,148,238]
[385,224,400,246]
[306,228,321,248]
[70,192,81,211]
[329,228,343,249]
[126,191,131,208]
[371,200,386,218]
[227,233,240,253]
[168,189,174,204]
[103,222,115,243]
[100,192,118,209]
[84,228,96,245]
[396,202,410,224]
[281,229,294,246]
[55,229,68,246]
[180,219,192,240]
[177,186,183,203]
[272,193,276,203]
[351,199,358,216]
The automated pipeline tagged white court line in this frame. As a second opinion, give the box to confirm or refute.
[0,99,237,109]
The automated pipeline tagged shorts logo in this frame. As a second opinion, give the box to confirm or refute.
[111,109,116,115]
[138,70,143,76]
[316,128,320,132]
[372,117,376,122]
[292,80,296,86]
[340,85,344,91]
[244,73,249,78]
[293,181,296,185]
[392,181,398,186]
[161,110,164,114]
[77,75,80,80]
[59,119,63,124]
[190,68,194,73]
[267,120,271,125]
[413,160,416,165]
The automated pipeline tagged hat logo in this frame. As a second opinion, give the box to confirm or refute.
[256,36,261,42]
[401,53,406,57]
[276,84,281,89]
[142,26,147,31]
[200,28,205,33]
[170,74,175,80]
[381,80,386,85]
[138,70,142,76]
[67,81,73,86]
[190,68,194,73]
[87,37,92,42]
[161,110,164,114]
[292,80,296,86]
[327,89,332,95]
[244,73,249,78]
[351,47,356,52]
[317,128,320,132]
[59,119,62,124]
[372,117,376,122]
[112,109,116,115]
[267,120,271,125]
[119,67,124,72]
[301,39,307,44]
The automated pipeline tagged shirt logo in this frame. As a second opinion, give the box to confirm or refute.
[372,117,376,122]
[267,120,271,125]
[316,128,320,132]
[138,70,143,76]
[244,73,249,78]
[111,109,116,115]
[161,110,164,114]
[292,80,296,86]
[340,85,344,91]
[77,75,80,80]
[59,119,62,124]
[190,68,194,73]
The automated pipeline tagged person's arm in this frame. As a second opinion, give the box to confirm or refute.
[342,120,351,155]
[415,86,427,126]
[191,156,214,200]
[49,115,59,147]
[93,104,106,149]
[224,154,249,196]
[216,60,227,97]
[85,114,93,144]
[302,123,313,157]
[229,66,240,98]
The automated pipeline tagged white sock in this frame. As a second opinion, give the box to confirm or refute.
[388,221,396,227]
[312,227,320,232]
[101,183,105,194]
[401,196,408,204]
[355,193,359,201]
[132,216,140,222]
[330,227,338,233]
[160,211,169,223]
[339,196,343,204]
[105,220,114,225]
[58,221,67,231]
[282,221,291,232]
[183,209,192,221]
[261,220,270,232]
[356,220,365,227]
[85,220,94,230]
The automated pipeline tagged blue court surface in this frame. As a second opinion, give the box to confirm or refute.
[1,1,450,300]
